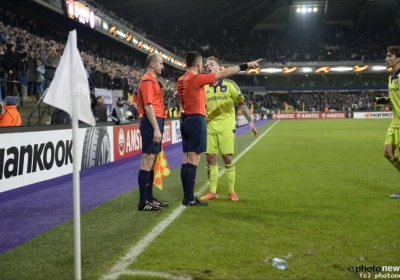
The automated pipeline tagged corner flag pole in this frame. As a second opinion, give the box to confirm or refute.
[70,30,82,280]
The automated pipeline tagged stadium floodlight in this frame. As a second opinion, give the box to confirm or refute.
[116,30,126,38]
[132,39,138,44]
[302,67,313,73]
[298,6,318,14]
[330,67,353,72]
[261,68,282,73]
[372,66,387,71]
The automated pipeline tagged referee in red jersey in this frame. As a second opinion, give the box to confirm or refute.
[137,53,169,211]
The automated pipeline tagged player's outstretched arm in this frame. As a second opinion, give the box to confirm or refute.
[215,58,263,81]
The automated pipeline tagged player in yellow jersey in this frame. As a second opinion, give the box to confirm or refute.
[200,56,258,202]
[376,46,400,198]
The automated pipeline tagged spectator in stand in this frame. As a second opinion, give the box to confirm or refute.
[127,75,135,97]
[37,43,46,64]
[126,99,138,120]
[44,46,59,89]
[26,51,37,100]
[94,96,107,122]
[0,43,5,95]
[36,57,45,95]
[92,63,103,88]
[0,22,7,44]
[110,97,130,125]
[0,96,21,126]
[90,91,96,115]
[3,41,18,96]
[84,63,92,85]
[50,108,71,124]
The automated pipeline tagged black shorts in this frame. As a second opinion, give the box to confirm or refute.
[140,115,164,154]
[181,114,206,153]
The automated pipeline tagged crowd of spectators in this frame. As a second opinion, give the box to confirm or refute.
[324,25,399,62]
[0,7,177,99]
[233,74,388,87]
[150,25,398,64]
[0,1,394,122]
[289,91,376,112]
[243,91,280,112]
[227,90,380,113]
[75,0,399,64]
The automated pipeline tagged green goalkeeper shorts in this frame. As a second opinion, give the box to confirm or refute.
[385,127,400,146]
[206,130,237,155]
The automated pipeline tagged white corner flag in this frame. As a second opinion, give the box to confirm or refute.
[44,30,95,280]
[44,29,95,126]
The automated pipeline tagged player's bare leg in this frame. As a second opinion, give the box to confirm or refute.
[384,144,400,198]
[201,154,219,201]
[222,154,238,201]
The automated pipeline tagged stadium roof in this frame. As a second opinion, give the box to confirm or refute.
[96,0,400,30]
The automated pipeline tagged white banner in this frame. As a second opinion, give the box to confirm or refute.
[171,120,182,144]
[236,114,259,126]
[353,112,392,119]
[0,126,114,193]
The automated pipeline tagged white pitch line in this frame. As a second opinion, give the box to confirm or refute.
[108,269,192,280]
[100,120,279,280]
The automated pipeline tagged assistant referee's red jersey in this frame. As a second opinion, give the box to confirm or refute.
[138,73,165,118]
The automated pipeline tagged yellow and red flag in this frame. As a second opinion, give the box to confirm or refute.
[153,149,171,190]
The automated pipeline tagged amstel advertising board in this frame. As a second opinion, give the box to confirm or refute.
[271,112,348,119]
[353,112,392,119]
[113,121,173,161]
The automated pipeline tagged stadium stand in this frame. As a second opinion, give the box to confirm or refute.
[0,0,397,125]
[79,0,400,63]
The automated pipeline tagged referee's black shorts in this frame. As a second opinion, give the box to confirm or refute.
[140,115,164,154]
[181,114,206,153]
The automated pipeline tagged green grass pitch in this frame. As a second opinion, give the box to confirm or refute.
[0,118,398,280]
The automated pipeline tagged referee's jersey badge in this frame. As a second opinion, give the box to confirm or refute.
[220,86,227,92]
